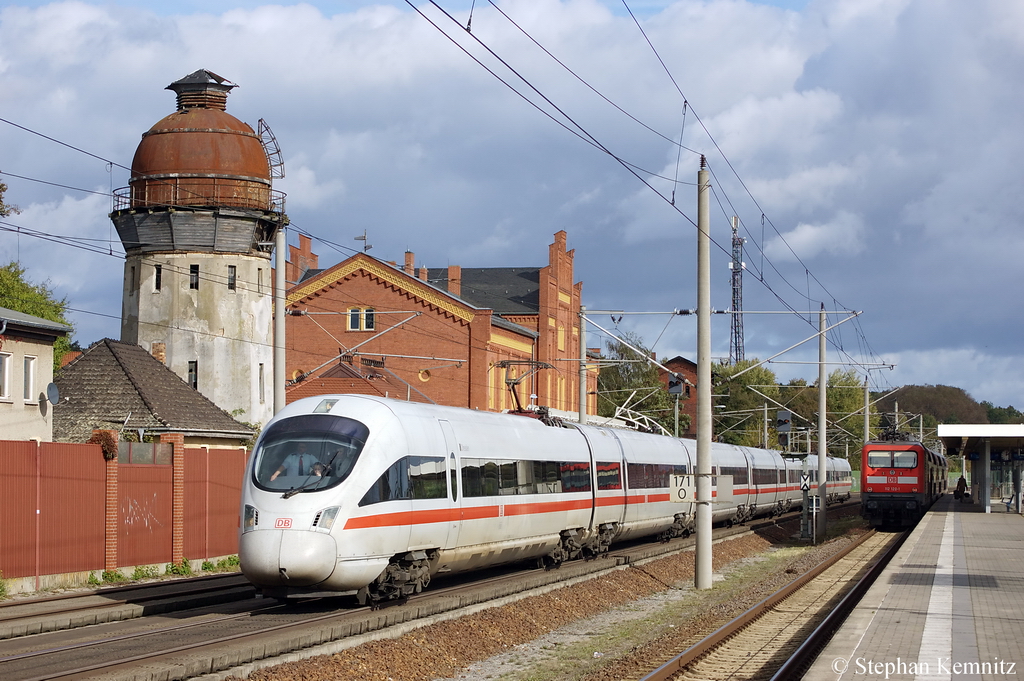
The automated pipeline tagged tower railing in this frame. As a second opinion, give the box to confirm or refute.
[112,182,286,217]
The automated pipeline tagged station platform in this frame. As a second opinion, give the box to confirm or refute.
[807,494,1024,680]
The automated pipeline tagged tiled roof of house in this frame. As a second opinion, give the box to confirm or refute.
[286,360,434,405]
[53,338,253,443]
[427,267,541,315]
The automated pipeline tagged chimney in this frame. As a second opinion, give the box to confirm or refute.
[448,265,461,297]
[151,342,166,364]
[404,251,415,275]
[418,266,428,281]
[166,69,235,112]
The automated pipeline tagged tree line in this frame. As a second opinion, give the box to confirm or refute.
[597,333,1021,471]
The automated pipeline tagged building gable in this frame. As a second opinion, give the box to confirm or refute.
[287,255,477,323]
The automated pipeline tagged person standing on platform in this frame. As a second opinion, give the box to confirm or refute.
[955,475,967,503]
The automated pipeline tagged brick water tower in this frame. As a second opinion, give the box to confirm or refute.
[110,69,286,426]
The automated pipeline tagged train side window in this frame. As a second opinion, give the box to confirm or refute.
[561,462,592,493]
[893,451,918,468]
[410,456,447,499]
[532,460,562,493]
[597,461,622,490]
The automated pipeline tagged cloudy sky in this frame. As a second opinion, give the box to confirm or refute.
[1,0,1021,408]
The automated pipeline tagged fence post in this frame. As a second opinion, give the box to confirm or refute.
[161,433,186,566]
[103,442,118,573]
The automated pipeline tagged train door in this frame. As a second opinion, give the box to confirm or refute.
[587,427,628,532]
[439,420,462,549]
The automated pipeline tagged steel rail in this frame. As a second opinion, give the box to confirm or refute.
[769,528,910,680]
[640,528,884,681]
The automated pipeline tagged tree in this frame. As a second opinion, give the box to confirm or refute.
[982,401,1023,424]
[712,359,780,447]
[596,331,678,434]
[0,175,20,218]
[0,262,75,372]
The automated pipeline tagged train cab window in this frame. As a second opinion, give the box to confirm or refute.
[893,451,917,468]
[867,450,918,468]
[253,414,369,493]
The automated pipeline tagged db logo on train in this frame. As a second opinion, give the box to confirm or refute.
[275,518,293,529]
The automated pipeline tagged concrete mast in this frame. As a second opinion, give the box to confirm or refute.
[696,157,713,589]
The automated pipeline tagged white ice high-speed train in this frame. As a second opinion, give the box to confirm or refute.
[239,395,852,603]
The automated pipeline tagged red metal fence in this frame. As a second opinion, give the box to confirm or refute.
[0,439,248,586]
[184,448,248,560]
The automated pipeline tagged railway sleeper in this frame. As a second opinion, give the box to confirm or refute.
[358,549,436,606]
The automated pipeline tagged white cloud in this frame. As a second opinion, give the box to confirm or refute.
[764,210,864,261]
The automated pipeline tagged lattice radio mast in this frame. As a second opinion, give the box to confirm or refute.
[729,216,745,364]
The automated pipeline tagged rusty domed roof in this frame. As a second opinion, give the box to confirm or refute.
[127,70,271,210]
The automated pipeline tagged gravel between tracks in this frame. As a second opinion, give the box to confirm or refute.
[238,516,865,681]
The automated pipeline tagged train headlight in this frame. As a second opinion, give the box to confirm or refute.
[905,501,918,510]
[243,504,259,532]
[312,506,341,532]
[866,500,878,509]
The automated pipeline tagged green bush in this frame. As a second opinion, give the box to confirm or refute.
[165,558,193,576]
[0,570,8,600]
[217,555,240,569]
[201,560,215,571]
[132,565,158,580]
[88,572,101,586]
[102,569,126,583]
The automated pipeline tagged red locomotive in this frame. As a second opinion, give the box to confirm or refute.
[861,432,948,528]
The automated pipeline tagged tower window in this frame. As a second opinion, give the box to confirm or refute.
[189,264,200,290]
[154,264,162,292]
[257,268,263,294]
[187,360,198,390]
[128,266,136,296]
[258,363,265,404]
[227,265,237,291]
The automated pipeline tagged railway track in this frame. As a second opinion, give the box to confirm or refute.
[639,526,905,681]
[0,500,859,681]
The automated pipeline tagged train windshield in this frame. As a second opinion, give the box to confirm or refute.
[866,450,918,469]
[252,414,370,493]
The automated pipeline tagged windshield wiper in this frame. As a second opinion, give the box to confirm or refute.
[281,453,340,499]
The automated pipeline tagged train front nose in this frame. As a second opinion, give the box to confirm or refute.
[240,529,337,586]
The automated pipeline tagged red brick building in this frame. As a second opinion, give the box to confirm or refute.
[283,231,597,416]
[658,355,698,437]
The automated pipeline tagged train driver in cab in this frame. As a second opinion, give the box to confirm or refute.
[270,442,324,480]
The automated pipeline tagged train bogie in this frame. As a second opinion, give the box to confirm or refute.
[239,395,852,602]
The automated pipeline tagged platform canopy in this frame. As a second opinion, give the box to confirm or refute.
[938,424,1024,458]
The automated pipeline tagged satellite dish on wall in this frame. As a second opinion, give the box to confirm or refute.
[46,383,59,405]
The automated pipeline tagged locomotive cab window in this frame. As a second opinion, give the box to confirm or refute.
[867,450,918,468]
[252,414,369,493]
